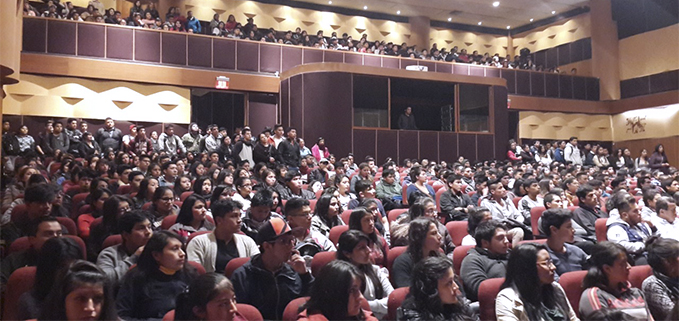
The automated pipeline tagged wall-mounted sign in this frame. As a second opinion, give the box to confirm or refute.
[215,76,230,89]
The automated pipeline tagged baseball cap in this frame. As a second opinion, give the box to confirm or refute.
[256,217,292,244]
[129,124,137,131]
[319,158,329,164]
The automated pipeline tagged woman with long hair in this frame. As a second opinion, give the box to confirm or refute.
[649,144,670,174]
[496,243,577,320]
[336,175,356,209]
[188,162,207,179]
[170,194,214,238]
[149,186,179,230]
[579,241,652,320]
[348,208,388,266]
[18,237,84,319]
[298,260,378,321]
[406,166,435,200]
[311,193,345,236]
[337,230,393,319]
[231,176,254,211]
[77,188,112,238]
[216,170,235,193]
[635,149,650,170]
[173,174,193,199]
[392,218,443,288]
[253,168,280,191]
[193,176,213,199]
[39,260,117,321]
[175,273,244,321]
[132,177,158,209]
[88,195,132,259]
[117,231,197,319]
[642,236,679,321]
[390,196,454,254]
[398,256,476,321]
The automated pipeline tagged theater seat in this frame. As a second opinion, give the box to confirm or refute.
[328,225,349,246]
[224,257,250,278]
[386,287,410,321]
[445,221,468,247]
[311,251,336,277]
[282,296,309,321]
[161,214,178,230]
[179,191,194,201]
[187,230,211,245]
[530,206,546,236]
[558,270,587,316]
[162,310,175,321]
[386,246,407,283]
[102,234,123,249]
[478,277,504,321]
[629,265,652,289]
[9,203,27,223]
[340,209,353,225]
[71,192,89,217]
[517,239,547,246]
[512,197,522,209]
[8,235,86,259]
[387,209,408,223]
[56,216,77,235]
[595,218,607,242]
[237,303,264,321]
[435,188,447,212]
[308,199,317,212]
[401,184,409,206]
[188,261,206,275]
[452,245,474,277]
[3,266,36,320]
[117,184,132,195]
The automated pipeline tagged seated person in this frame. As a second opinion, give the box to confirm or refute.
[279,170,315,200]
[310,193,345,237]
[460,220,509,302]
[175,273,247,321]
[406,166,435,200]
[541,208,588,276]
[375,168,403,211]
[350,162,373,194]
[241,189,284,240]
[650,196,678,241]
[640,188,660,221]
[187,199,259,273]
[284,198,335,265]
[96,210,152,284]
[469,175,488,206]
[1,217,63,288]
[439,174,475,222]
[231,217,314,320]
[461,207,492,246]
[606,192,654,265]
[518,179,543,224]
[169,195,215,238]
[571,184,607,243]
[480,179,527,246]
[642,236,679,321]
[2,183,56,244]
[392,218,445,288]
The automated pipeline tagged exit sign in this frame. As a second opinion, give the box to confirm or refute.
[215,76,230,89]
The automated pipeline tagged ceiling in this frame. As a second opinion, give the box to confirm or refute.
[300,0,590,30]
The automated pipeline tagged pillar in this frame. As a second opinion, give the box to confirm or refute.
[0,0,23,131]
[590,0,620,100]
[408,16,430,51]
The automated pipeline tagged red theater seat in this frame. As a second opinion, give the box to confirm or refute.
[282,296,309,321]
[386,287,410,321]
[3,266,36,320]
[387,208,408,223]
[595,218,607,242]
[161,214,178,230]
[329,225,349,246]
[102,234,123,249]
[530,206,546,236]
[386,246,407,283]
[224,257,250,278]
[237,303,264,321]
[558,270,587,316]
[629,265,652,289]
[310,251,336,277]
[452,245,474,277]
[445,221,468,247]
[478,277,505,321]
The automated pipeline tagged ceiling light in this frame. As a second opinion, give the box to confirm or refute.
[478,21,482,25]
[551,10,556,14]
[529,18,534,22]
[447,17,452,22]
[328,1,331,3]
[492,1,500,7]
[506,25,511,29]
[363,5,367,10]
[396,10,401,15]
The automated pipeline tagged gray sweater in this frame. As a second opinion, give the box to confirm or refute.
[96,243,139,284]
[460,247,508,302]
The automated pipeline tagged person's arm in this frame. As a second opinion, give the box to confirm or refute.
[460,254,487,301]
[578,287,610,318]
[518,198,532,222]
[96,247,138,283]
[643,277,676,321]
[185,235,206,268]
[495,288,521,321]
[391,255,412,288]
[115,272,139,319]
[368,267,393,316]
[176,136,187,154]
[607,224,645,253]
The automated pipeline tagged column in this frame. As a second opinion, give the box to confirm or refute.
[590,0,620,100]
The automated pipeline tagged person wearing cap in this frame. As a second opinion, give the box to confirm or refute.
[308,158,330,185]
[231,217,313,320]
[186,199,259,273]
[122,124,137,153]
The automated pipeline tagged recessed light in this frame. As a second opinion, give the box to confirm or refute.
[363,5,367,10]
[328,1,331,3]
[551,10,556,14]
[396,10,401,15]
[529,18,534,22]
[478,21,482,25]
[492,1,500,7]
[447,17,452,22]
[506,25,511,29]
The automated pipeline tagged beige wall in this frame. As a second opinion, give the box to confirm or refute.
[429,28,509,56]
[3,74,191,123]
[618,24,679,80]
[610,104,679,141]
[519,111,612,141]
[513,12,591,54]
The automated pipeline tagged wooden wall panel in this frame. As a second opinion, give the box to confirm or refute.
[77,24,105,58]
[439,132,458,162]
[213,39,236,70]
[419,132,439,161]
[161,33,187,66]
[399,131,419,161]
[47,20,76,55]
[260,44,281,73]
[614,136,679,169]
[188,36,212,68]
[376,130,398,164]
[353,129,377,162]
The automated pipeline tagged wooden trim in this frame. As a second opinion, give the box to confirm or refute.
[281,63,507,87]
[20,53,280,93]
[608,90,679,114]
[508,94,609,114]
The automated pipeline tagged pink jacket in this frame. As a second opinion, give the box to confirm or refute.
[311,144,329,162]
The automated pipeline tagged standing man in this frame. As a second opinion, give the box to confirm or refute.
[278,127,301,171]
[564,136,582,165]
[203,124,221,153]
[157,125,186,157]
[233,127,255,168]
[48,121,70,154]
[122,125,137,154]
[64,118,83,156]
[398,106,417,130]
[96,117,122,152]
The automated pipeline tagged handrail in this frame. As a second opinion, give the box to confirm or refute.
[21,16,600,101]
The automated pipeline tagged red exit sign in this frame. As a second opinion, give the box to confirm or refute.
[215,76,230,89]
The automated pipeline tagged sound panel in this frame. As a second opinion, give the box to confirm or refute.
[419,61,435,72]
[302,48,323,64]
[439,132,458,162]
[280,79,290,128]
[23,18,46,53]
[469,66,484,77]
[586,77,600,101]
[485,68,500,78]
[458,134,477,162]
[236,41,259,71]
[376,130,398,163]
[382,57,399,69]
[453,64,469,76]
[364,55,381,67]
[289,75,304,130]
[545,73,559,98]
[260,43,281,73]
[573,76,587,100]
[345,53,362,65]
[353,129,376,162]
[530,72,545,96]
[398,131,419,161]
[187,36,211,68]
[501,69,516,94]
[213,39,235,70]
[435,62,452,74]
[559,75,573,99]
[515,70,530,95]
[161,33,186,66]
[557,43,570,66]
[419,132,439,161]
[77,23,104,57]
[47,20,76,55]
[281,47,303,72]
[477,135,495,161]
[324,50,343,63]
[134,30,160,63]
[650,70,679,94]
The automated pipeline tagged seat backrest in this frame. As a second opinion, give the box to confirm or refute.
[517,239,547,246]
[71,192,89,214]
[452,245,474,277]
[187,230,211,245]
[66,235,88,259]
[530,206,546,236]
[340,209,353,225]
[6,233,83,257]
[385,287,410,321]
[558,270,587,316]
[224,257,250,278]
[445,221,468,247]
[478,277,505,321]
[311,251,336,277]
[629,265,652,289]
[308,199,317,212]
[435,187,447,212]
[10,203,28,223]
[236,303,264,321]
[116,184,132,195]
[512,197,522,209]
[102,234,123,249]
[187,260,206,275]
[161,214,178,230]
[56,216,77,235]
[328,225,349,246]
[387,209,408,223]
[179,191,194,201]
[162,309,175,321]
[142,202,153,211]
[282,296,309,321]
[386,246,407,283]
[401,184,409,206]
[595,218,607,242]
[3,266,37,320]
[432,184,445,192]
[315,189,323,199]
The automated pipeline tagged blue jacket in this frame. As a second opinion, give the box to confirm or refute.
[186,17,201,33]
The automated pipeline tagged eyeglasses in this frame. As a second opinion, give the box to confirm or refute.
[536,259,555,268]
[160,197,174,202]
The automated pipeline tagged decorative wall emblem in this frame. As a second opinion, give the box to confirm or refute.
[625,116,646,134]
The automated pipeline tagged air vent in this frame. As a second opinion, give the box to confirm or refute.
[448,10,463,16]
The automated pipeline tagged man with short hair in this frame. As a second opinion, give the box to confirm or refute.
[271,124,285,148]
[660,178,679,197]
[480,179,526,246]
[460,220,509,302]
[541,208,588,276]
[185,10,201,33]
[470,175,488,206]
[564,136,582,165]
[48,121,70,154]
[66,169,95,198]
[187,200,259,273]
[134,155,151,176]
[284,198,335,264]
[278,127,301,170]
[128,171,145,194]
[157,161,178,187]
[651,196,678,241]
[231,217,313,320]
[233,127,255,168]
[96,210,152,283]
[95,117,122,152]
[158,125,186,157]
[440,174,474,222]
[398,106,417,130]
[375,168,402,210]
[518,179,543,224]
[241,190,284,240]
[572,185,607,242]
[279,171,315,200]
[606,192,653,265]
[203,125,221,153]
[64,118,82,156]
[640,188,660,221]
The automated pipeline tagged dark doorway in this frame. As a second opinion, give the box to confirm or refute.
[191,90,245,136]
[508,110,519,141]
[390,78,456,131]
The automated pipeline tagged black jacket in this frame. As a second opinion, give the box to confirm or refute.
[253,143,277,165]
[440,190,474,222]
[398,114,417,130]
[277,139,300,167]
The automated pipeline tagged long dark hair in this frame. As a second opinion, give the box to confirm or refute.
[34,237,84,300]
[193,176,212,196]
[89,188,113,217]
[302,260,366,320]
[409,196,434,220]
[405,256,475,320]
[39,260,117,321]
[176,194,207,226]
[583,241,628,290]
[348,207,379,245]
[646,236,679,277]
[175,273,235,320]
[501,243,569,320]
[137,178,157,202]
[337,230,384,299]
[136,231,186,274]
[102,195,132,233]
[314,194,342,228]
[407,218,440,264]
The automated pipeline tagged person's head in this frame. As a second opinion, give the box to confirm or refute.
[34,237,84,300]
[39,260,116,321]
[314,193,341,222]
[474,220,509,255]
[137,231,186,273]
[284,170,303,191]
[614,193,641,226]
[381,168,396,184]
[284,197,312,230]
[90,188,112,214]
[543,192,563,209]
[211,199,243,234]
[409,196,437,220]
[408,218,442,262]
[501,243,558,317]
[25,183,56,218]
[575,184,597,208]
[348,207,376,236]
[249,189,273,222]
[541,208,575,243]
[177,195,208,226]
[303,260,365,319]
[583,242,630,289]
[29,217,64,251]
[409,256,463,316]
[467,207,492,236]
[522,179,540,197]
[193,176,212,196]
[102,194,131,229]
[405,106,412,115]
[487,179,506,200]
[234,176,252,197]
[257,217,295,263]
[354,180,375,199]
[337,230,373,266]
[410,166,427,183]
[655,196,677,223]
[175,273,239,321]
[118,210,152,250]
[645,236,679,278]
[661,178,679,194]
[152,186,175,215]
